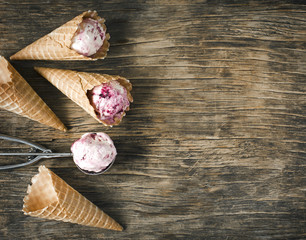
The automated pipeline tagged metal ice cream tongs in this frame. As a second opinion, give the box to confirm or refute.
[0,133,72,170]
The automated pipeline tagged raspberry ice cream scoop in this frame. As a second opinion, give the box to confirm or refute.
[71,132,117,173]
[87,80,130,125]
[71,18,106,57]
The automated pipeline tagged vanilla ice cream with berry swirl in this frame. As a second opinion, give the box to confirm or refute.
[87,80,130,125]
[71,18,106,57]
[71,132,117,173]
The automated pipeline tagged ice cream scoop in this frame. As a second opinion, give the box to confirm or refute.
[71,132,117,174]
[71,18,106,57]
[87,80,130,125]
[0,132,117,175]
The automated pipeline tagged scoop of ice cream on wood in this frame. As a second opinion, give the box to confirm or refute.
[23,165,123,231]
[71,132,117,173]
[10,10,110,60]
[34,67,133,126]
[0,56,66,131]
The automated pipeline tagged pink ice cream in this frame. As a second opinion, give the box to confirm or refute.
[71,132,117,173]
[87,80,130,125]
[71,18,106,57]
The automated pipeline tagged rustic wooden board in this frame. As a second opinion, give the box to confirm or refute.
[0,0,305,239]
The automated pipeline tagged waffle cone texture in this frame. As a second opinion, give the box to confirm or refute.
[35,67,133,126]
[23,165,123,231]
[0,56,66,131]
[10,10,110,61]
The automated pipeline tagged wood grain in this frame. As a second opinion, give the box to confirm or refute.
[0,0,305,239]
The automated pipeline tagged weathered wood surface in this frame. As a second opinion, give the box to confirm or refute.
[0,0,305,239]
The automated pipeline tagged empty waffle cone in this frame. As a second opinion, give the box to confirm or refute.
[34,67,133,126]
[23,165,123,231]
[10,10,110,61]
[0,56,66,131]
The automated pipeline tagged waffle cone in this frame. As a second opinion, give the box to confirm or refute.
[0,57,66,131]
[10,11,110,61]
[23,165,123,231]
[34,67,133,126]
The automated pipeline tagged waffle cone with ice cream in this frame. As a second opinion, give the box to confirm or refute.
[34,67,133,126]
[0,56,66,131]
[10,10,110,61]
[23,165,123,231]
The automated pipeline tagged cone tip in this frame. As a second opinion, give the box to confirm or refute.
[34,66,43,72]
[38,165,47,171]
[61,126,68,132]
[34,66,54,74]
[10,53,18,60]
[117,225,124,231]
[34,66,51,77]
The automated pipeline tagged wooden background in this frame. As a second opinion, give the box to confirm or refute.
[0,0,305,239]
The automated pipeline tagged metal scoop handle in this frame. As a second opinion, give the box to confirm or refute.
[0,133,72,170]
[0,133,48,152]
